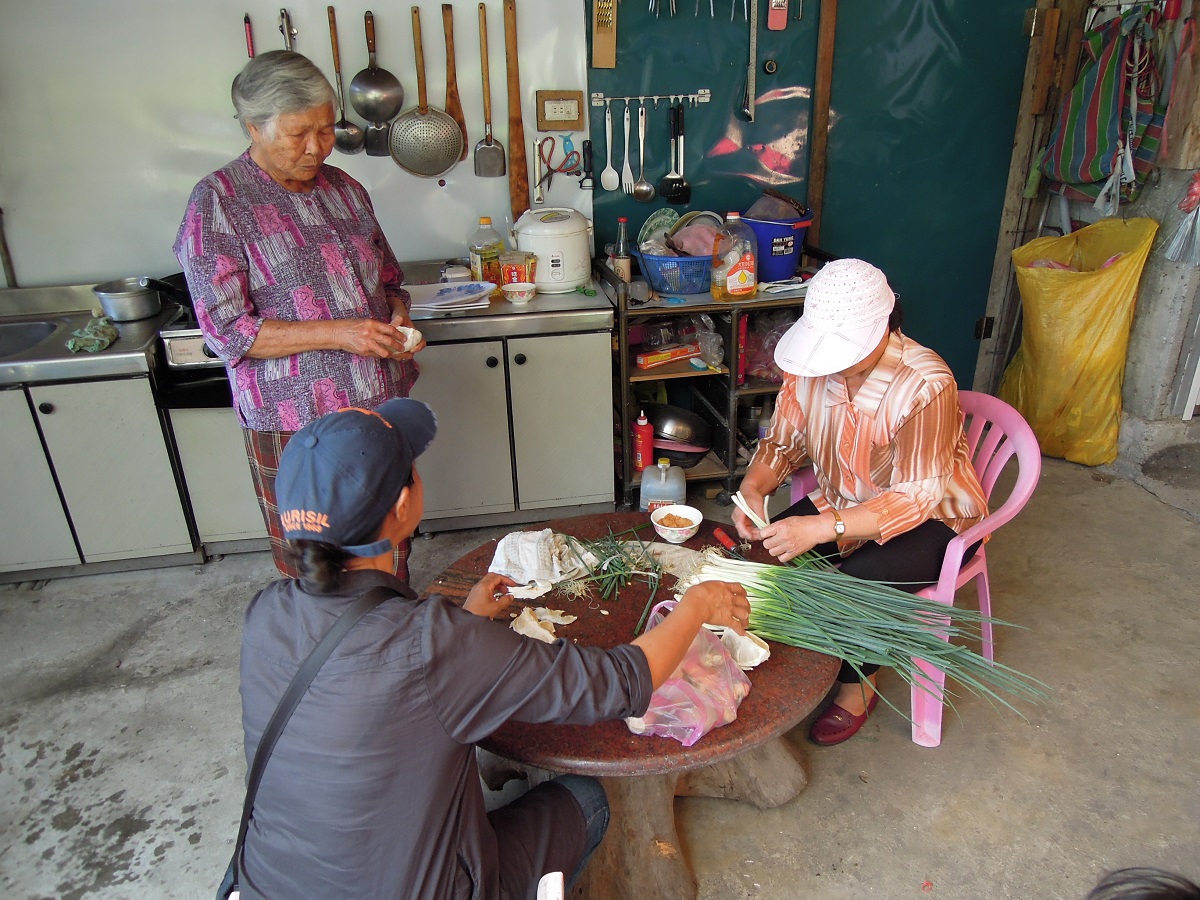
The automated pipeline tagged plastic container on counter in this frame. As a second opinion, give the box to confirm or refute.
[639,457,686,512]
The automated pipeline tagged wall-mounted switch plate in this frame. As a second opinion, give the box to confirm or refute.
[535,90,586,132]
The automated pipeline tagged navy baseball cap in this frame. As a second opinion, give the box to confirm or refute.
[276,399,437,557]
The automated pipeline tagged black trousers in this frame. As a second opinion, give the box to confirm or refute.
[776,497,981,684]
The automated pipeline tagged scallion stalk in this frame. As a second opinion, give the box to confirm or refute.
[683,550,1046,722]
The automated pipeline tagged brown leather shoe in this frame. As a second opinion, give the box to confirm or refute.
[809,692,879,746]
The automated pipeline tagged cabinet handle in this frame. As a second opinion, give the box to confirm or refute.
[513,353,527,365]
[38,402,54,414]
[486,356,499,368]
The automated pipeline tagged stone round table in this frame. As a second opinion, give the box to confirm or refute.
[426,511,839,899]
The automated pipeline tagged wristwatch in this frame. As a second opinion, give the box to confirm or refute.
[831,509,846,540]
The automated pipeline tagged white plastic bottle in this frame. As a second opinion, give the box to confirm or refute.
[468,216,506,287]
[639,458,686,512]
[710,211,759,301]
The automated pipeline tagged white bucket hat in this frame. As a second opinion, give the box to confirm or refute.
[774,258,895,377]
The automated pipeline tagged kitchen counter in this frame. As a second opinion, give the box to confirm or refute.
[0,284,181,385]
[402,259,615,340]
[1,268,616,386]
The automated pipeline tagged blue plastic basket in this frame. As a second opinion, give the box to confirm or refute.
[635,249,711,295]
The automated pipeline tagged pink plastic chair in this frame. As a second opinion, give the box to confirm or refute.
[789,390,1042,747]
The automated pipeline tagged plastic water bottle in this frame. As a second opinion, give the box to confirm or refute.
[710,211,759,301]
[633,410,654,473]
[639,458,686,512]
[468,216,506,287]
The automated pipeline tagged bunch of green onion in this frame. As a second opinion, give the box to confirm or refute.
[561,527,664,629]
[685,550,1046,720]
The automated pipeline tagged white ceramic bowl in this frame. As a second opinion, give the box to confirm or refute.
[502,282,537,304]
[650,504,703,544]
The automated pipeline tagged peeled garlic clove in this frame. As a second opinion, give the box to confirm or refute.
[394,325,423,352]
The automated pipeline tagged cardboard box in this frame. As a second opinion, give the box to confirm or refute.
[636,341,702,370]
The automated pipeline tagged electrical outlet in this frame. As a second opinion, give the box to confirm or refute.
[535,90,585,132]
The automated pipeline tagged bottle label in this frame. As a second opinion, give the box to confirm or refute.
[727,252,757,295]
[647,499,675,512]
[613,256,632,283]
[470,248,503,287]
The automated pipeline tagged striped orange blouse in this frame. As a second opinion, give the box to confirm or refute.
[754,331,988,554]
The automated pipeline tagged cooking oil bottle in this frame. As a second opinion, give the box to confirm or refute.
[710,211,759,301]
[468,216,506,289]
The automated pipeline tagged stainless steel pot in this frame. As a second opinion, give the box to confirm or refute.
[92,277,167,321]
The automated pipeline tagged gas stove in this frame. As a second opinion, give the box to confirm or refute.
[157,297,227,370]
[160,326,224,369]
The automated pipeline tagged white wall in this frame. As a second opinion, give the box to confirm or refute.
[0,0,592,288]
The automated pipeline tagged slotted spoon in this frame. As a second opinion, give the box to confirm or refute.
[658,104,683,202]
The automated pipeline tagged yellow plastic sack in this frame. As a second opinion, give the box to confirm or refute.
[999,217,1158,466]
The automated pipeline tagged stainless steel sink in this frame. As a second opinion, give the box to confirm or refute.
[0,320,57,358]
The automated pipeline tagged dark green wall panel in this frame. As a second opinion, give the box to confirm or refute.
[588,0,1029,383]
[820,1,1029,382]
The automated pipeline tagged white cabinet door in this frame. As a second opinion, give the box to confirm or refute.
[409,341,515,519]
[508,332,614,510]
[31,379,194,562]
[169,407,267,543]
[0,389,80,571]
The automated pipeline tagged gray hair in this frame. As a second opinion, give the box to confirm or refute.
[231,50,336,139]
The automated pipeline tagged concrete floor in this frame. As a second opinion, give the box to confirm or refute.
[1,456,1198,899]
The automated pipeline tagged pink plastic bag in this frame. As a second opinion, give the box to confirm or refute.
[625,601,752,746]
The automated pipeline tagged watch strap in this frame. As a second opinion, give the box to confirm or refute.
[830,508,846,539]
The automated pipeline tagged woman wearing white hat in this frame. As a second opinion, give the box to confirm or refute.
[731,258,989,746]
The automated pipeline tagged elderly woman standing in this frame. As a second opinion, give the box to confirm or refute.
[174,50,423,581]
[732,259,989,746]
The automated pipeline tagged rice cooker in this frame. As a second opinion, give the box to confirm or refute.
[512,207,593,293]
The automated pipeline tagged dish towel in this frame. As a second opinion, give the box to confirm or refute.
[65,316,118,353]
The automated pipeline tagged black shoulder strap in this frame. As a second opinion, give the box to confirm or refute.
[229,585,397,885]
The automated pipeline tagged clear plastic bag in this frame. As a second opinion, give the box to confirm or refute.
[745,321,792,383]
[625,601,752,746]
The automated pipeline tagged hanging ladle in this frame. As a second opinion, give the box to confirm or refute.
[328,6,365,154]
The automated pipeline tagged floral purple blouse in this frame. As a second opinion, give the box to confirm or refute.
[174,151,417,431]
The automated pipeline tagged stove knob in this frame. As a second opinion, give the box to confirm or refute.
[202,344,219,359]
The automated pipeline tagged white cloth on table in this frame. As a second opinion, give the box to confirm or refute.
[488,528,597,585]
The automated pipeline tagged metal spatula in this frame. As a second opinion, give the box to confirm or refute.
[473,2,505,176]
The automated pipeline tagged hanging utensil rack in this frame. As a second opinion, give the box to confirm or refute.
[591,89,711,108]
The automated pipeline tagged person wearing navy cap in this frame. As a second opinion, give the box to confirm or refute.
[236,398,752,899]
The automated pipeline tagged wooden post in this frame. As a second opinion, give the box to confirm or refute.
[806,0,838,248]
[972,0,1089,393]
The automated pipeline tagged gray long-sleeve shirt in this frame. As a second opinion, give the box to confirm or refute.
[237,569,652,899]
